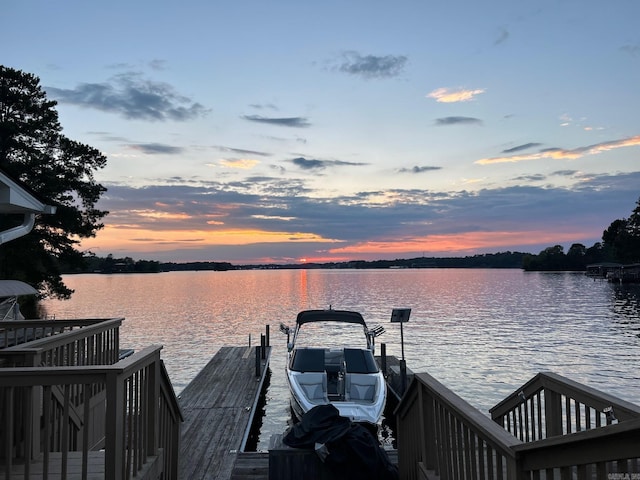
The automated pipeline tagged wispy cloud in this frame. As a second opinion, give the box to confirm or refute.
[128,143,183,154]
[219,159,260,169]
[334,51,408,79]
[398,166,442,173]
[620,43,640,56]
[502,142,542,154]
[241,115,311,128]
[476,135,640,165]
[494,27,509,46]
[46,72,209,121]
[427,87,485,103]
[291,157,367,170]
[214,146,271,157]
[435,116,483,126]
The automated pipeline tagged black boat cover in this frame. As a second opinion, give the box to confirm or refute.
[283,404,399,480]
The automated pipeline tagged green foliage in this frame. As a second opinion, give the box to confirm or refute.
[0,66,108,298]
[602,198,640,263]
[524,197,640,271]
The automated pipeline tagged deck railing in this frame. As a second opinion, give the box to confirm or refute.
[490,371,640,440]
[0,318,123,367]
[0,345,183,479]
[396,372,523,480]
[396,372,640,480]
[0,319,115,349]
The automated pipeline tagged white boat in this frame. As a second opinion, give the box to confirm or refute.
[280,308,386,426]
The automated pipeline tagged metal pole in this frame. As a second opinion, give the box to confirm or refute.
[400,321,405,361]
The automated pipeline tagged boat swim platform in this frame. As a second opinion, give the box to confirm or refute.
[177,344,271,480]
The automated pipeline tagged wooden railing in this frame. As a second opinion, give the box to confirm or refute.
[490,372,640,440]
[0,319,115,349]
[0,318,123,367]
[396,372,523,480]
[491,372,640,479]
[396,372,640,480]
[0,345,183,479]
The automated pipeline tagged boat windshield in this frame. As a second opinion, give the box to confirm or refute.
[294,321,367,350]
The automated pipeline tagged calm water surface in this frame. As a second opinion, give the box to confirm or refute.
[41,269,640,450]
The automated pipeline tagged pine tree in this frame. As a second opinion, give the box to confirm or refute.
[0,65,108,299]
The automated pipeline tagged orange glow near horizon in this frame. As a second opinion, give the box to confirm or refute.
[327,229,594,256]
[78,224,599,263]
[78,224,342,253]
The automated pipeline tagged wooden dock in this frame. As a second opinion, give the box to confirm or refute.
[178,345,271,480]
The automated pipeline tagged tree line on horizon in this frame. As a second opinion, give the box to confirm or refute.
[522,196,640,271]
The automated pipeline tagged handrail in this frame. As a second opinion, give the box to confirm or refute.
[490,372,640,441]
[395,372,523,480]
[0,345,182,479]
[512,418,640,472]
[396,371,640,480]
[0,318,124,367]
[0,319,115,348]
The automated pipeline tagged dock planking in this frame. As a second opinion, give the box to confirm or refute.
[178,345,270,480]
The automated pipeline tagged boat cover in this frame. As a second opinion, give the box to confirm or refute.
[296,309,366,326]
[0,280,37,298]
[283,404,398,480]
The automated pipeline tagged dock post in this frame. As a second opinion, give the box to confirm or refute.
[381,343,387,375]
[266,324,270,346]
[255,345,261,377]
[399,359,407,395]
[261,334,266,360]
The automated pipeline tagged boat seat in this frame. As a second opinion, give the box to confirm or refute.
[297,372,328,403]
[345,373,377,402]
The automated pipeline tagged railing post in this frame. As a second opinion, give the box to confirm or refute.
[380,343,387,375]
[105,370,125,480]
[147,357,159,455]
[545,389,563,437]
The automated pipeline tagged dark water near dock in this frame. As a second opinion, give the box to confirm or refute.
[41,269,640,451]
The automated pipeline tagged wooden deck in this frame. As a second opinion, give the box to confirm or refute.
[178,345,271,480]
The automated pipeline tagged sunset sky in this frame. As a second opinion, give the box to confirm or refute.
[3,0,640,264]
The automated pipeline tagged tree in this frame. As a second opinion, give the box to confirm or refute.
[602,197,640,264]
[0,66,108,299]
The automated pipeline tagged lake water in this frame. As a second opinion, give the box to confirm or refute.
[41,269,640,450]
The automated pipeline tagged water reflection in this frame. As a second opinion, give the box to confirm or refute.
[610,283,640,338]
[41,269,640,451]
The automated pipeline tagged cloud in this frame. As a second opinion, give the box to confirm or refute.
[620,44,640,56]
[128,143,184,154]
[214,146,271,157]
[241,115,310,128]
[476,135,640,165]
[435,116,483,126]
[502,143,542,154]
[83,171,640,263]
[398,166,442,173]
[494,27,509,46]
[219,159,260,169]
[291,157,367,170]
[512,174,546,182]
[427,88,485,103]
[335,51,407,79]
[46,72,209,121]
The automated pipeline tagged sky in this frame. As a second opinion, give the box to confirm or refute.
[2,0,640,264]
